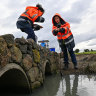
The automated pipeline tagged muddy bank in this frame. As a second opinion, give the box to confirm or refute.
[60,54,96,75]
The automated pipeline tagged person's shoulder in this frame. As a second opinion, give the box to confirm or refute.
[65,22,70,25]
[26,6,36,10]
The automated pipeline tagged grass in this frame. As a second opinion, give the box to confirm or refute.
[75,51,96,55]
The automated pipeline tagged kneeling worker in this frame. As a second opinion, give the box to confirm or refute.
[16,4,45,42]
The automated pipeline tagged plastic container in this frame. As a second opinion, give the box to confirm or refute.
[50,48,55,52]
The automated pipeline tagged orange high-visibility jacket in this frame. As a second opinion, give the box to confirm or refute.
[52,13,72,40]
[21,6,43,23]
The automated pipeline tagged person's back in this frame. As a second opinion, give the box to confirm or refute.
[16,4,45,42]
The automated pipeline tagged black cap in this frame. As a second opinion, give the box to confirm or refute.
[36,4,44,13]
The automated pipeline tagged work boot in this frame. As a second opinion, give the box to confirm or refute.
[63,62,69,70]
[73,63,78,70]
[74,66,78,69]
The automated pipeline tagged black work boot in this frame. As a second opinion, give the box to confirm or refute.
[63,62,69,70]
[74,63,78,70]
[74,66,78,69]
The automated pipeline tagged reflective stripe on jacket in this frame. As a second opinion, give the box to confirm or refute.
[21,6,43,23]
[52,13,75,50]
[52,13,73,40]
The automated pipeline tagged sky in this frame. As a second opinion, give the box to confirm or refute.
[0,0,96,52]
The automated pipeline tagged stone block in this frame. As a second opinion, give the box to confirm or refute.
[22,54,33,71]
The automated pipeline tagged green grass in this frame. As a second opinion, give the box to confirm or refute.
[75,51,96,55]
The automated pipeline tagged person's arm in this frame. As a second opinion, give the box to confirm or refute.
[59,22,70,33]
[35,16,45,23]
[52,26,59,36]
[63,22,70,31]
[59,28,65,33]
[53,30,58,36]
[33,24,43,31]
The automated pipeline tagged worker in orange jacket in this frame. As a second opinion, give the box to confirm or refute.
[52,13,78,70]
[16,4,45,42]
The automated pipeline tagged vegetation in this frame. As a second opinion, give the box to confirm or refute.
[75,51,96,55]
[74,49,80,53]
[75,49,96,55]
[84,49,90,52]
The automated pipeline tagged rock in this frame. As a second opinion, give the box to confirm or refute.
[0,34,61,90]
[10,45,22,63]
[37,78,43,84]
[27,39,33,56]
[27,67,39,82]
[22,54,33,71]
[17,44,27,54]
[34,67,39,80]
[0,37,11,67]
[15,38,28,54]
[15,38,28,45]
[88,62,96,73]
[27,39,39,50]
[32,62,37,67]
[87,54,96,61]
[32,49,40,63]
[27,68,35,82]
[31,81,41,89]
[27,47,33,56]
[1,34,14,48]
[49,52,60,73]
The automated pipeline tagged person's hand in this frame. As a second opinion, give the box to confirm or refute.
[59,28,65,33]
[40,17,45,22]
[33,24,43,31]
[54,28,60,32]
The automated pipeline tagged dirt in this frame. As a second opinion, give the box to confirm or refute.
[60,54,96,75]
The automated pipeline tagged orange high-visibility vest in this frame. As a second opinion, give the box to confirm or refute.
[52,13,73,40]
[21,6,43,23]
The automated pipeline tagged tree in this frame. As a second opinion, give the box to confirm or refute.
[75,49,80,53]
[91,49,93,52]
[84,49,89,52]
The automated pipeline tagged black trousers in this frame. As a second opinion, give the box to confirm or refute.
[58,39,77,66]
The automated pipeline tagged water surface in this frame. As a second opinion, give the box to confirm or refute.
[32,74,96,96]
[2,74,96,96]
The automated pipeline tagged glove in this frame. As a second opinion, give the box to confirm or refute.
[59,28,65,33]
[33,24,43,31]
[40,17,45,22]
[57,24,61,28]
[53,30,58,36]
